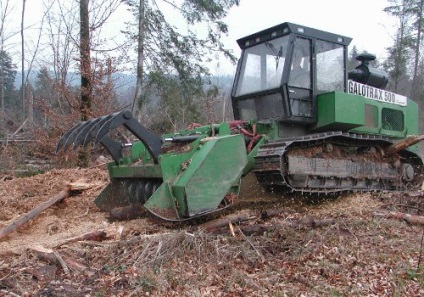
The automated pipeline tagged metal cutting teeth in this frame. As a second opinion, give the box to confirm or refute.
[94,178,162,211]
[55,111,123,153]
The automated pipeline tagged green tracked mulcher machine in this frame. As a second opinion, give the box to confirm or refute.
[57,22,424,221]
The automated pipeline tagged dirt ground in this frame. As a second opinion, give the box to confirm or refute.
[0,168,423,296]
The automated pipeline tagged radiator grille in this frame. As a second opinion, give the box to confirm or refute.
[382,108,404,131]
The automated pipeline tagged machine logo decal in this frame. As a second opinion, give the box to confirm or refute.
[348,80,407,106]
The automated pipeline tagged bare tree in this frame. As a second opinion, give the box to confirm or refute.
[43,0,79,114]
[21,1,54,125]
[80,0,91,121]
[20,0,26,120]
[132,0,145,119]
[78,0,91,167]
[37,0,124,118]
[411,0,424,100]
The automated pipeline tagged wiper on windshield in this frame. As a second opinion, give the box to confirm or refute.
[265,41,283,69]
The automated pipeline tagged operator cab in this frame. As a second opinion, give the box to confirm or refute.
[231,22,352,126]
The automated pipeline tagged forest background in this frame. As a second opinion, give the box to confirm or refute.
[0,0,423,168]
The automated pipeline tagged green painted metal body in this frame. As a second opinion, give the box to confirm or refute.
[145,134,247,219]
[98,123,249,220]
[96,88,420,219]
[313,92,364,132]
[314,91,419,151]
[61,22,423,221]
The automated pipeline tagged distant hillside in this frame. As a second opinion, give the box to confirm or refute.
[13,71,234,95]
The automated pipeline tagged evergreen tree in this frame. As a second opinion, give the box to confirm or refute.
[383,0,424,139]
[383,0,416,94]
[0,50,17,113]
[347,46,360,71]
[405,0,424,100]
[145,71,204,132]
[123,0,240,126]
[34,67,56,127]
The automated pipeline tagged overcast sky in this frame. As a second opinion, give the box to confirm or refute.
[224,0,394,54]
[218,0,395,74]
[5,0,396,76]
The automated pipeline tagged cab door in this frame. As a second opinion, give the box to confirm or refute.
[287,37,314,122]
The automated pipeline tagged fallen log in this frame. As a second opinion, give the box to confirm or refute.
[210,217,336,235]
[385,134,424,156]
[11,118,28,138]
[246,218,334,234]
[28,245,69,274]
[405,191,424,198]
[285,217,335,228]
[261,208,292,220]
[198,211,256,231]
[0,181,96,240]
[0,189,71,240]
[0,289,20,297]
[0,175,13,181]
[62,256,96,277]
[202,209,335,234]
[238,224,273,236]
[68,181,95,191]
[374,211,424,225]
[208,225,266,236]
[55,230,107,247]
[29,245,59,264]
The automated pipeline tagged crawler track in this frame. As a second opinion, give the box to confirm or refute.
[254,132,424,193]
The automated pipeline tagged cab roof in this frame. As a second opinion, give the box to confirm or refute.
[237,22,352,49]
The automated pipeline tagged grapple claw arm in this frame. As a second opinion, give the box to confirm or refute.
[102,110,162,163]
[56,110,162,164]
[99,136,124,163]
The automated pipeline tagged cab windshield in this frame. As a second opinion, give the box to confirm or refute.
[235,36,289,96]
